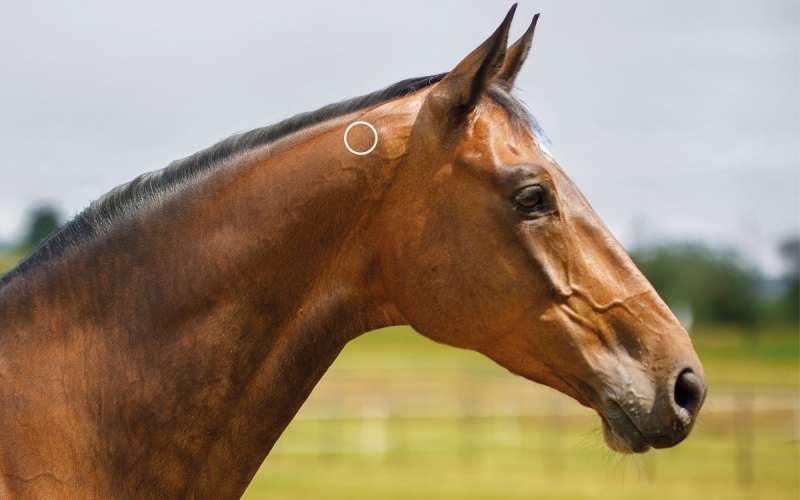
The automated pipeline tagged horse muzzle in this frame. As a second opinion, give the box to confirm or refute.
[599,366,707,454]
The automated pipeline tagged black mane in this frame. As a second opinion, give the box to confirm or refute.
[1,73,535,287]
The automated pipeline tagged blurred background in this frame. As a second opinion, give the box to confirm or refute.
[0,1,797,499]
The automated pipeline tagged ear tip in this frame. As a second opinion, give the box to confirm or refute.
[524,13,540,37]
[504,4,518,24]
[491,3,517,44]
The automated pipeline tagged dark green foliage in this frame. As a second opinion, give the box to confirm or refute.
[632,243,762,326]
[773,278,799,324]
[24,204,62,249]
[773,237,800,324]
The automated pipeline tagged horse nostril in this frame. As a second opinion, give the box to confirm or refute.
[673,369,705,420]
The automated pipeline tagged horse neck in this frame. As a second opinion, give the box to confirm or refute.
[0,111,408,497]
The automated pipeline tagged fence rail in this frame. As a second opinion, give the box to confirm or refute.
[267,385,799,491]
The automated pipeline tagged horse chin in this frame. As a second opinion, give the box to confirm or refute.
[600,410,652,454]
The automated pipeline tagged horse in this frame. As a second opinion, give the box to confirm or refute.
[0,5,706,498]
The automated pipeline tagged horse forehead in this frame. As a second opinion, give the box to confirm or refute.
[472,110,590,213]
[457,111,537,167]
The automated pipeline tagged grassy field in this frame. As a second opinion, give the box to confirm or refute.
[0,250,24,275]
[242,326,798,500]
[249,417,796,500]
[1,253,798,499]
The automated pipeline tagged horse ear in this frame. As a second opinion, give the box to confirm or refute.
[497,14,539,87]
[428,5,516,116]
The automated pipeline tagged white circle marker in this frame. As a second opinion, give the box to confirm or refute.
[343,121,378,156]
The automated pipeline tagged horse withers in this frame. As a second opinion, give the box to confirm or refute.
[0,5,705,498]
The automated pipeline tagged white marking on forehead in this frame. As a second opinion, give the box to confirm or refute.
[531,117,555,162]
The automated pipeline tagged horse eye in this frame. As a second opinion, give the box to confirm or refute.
[513,185,547,212]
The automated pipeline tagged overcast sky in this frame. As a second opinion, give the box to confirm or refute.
[0,1,797,274]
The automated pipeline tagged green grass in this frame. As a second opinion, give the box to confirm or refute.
[691,325,799,388]
[0,250,24,276]
[245,326,799,500]
[246,413,797,500]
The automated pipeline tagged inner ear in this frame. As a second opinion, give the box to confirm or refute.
[428,5,517,116]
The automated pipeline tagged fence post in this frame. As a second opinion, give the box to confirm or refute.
[320,397,342,460]
[544,396,563,478]
[360,398,389,460]
[460,392,474,462]
[735,391,754,488]
[390,399,408,462]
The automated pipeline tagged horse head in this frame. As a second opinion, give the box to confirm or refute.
[376,6,706,453]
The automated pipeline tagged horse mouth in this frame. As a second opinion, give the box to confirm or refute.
[599,400,652,454]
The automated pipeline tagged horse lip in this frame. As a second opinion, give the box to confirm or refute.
[600,399,652,454]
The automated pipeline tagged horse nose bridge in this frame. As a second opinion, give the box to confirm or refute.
[564,216,653,300]
[604,288,683,337]
[547,211,700,368]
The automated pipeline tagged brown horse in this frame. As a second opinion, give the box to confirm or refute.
[0,6,705,498]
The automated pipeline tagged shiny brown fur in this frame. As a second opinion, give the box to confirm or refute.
[0,6,705,498]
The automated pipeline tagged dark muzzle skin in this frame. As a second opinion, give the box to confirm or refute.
[590,298,707,454]
[600,364,706,453]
